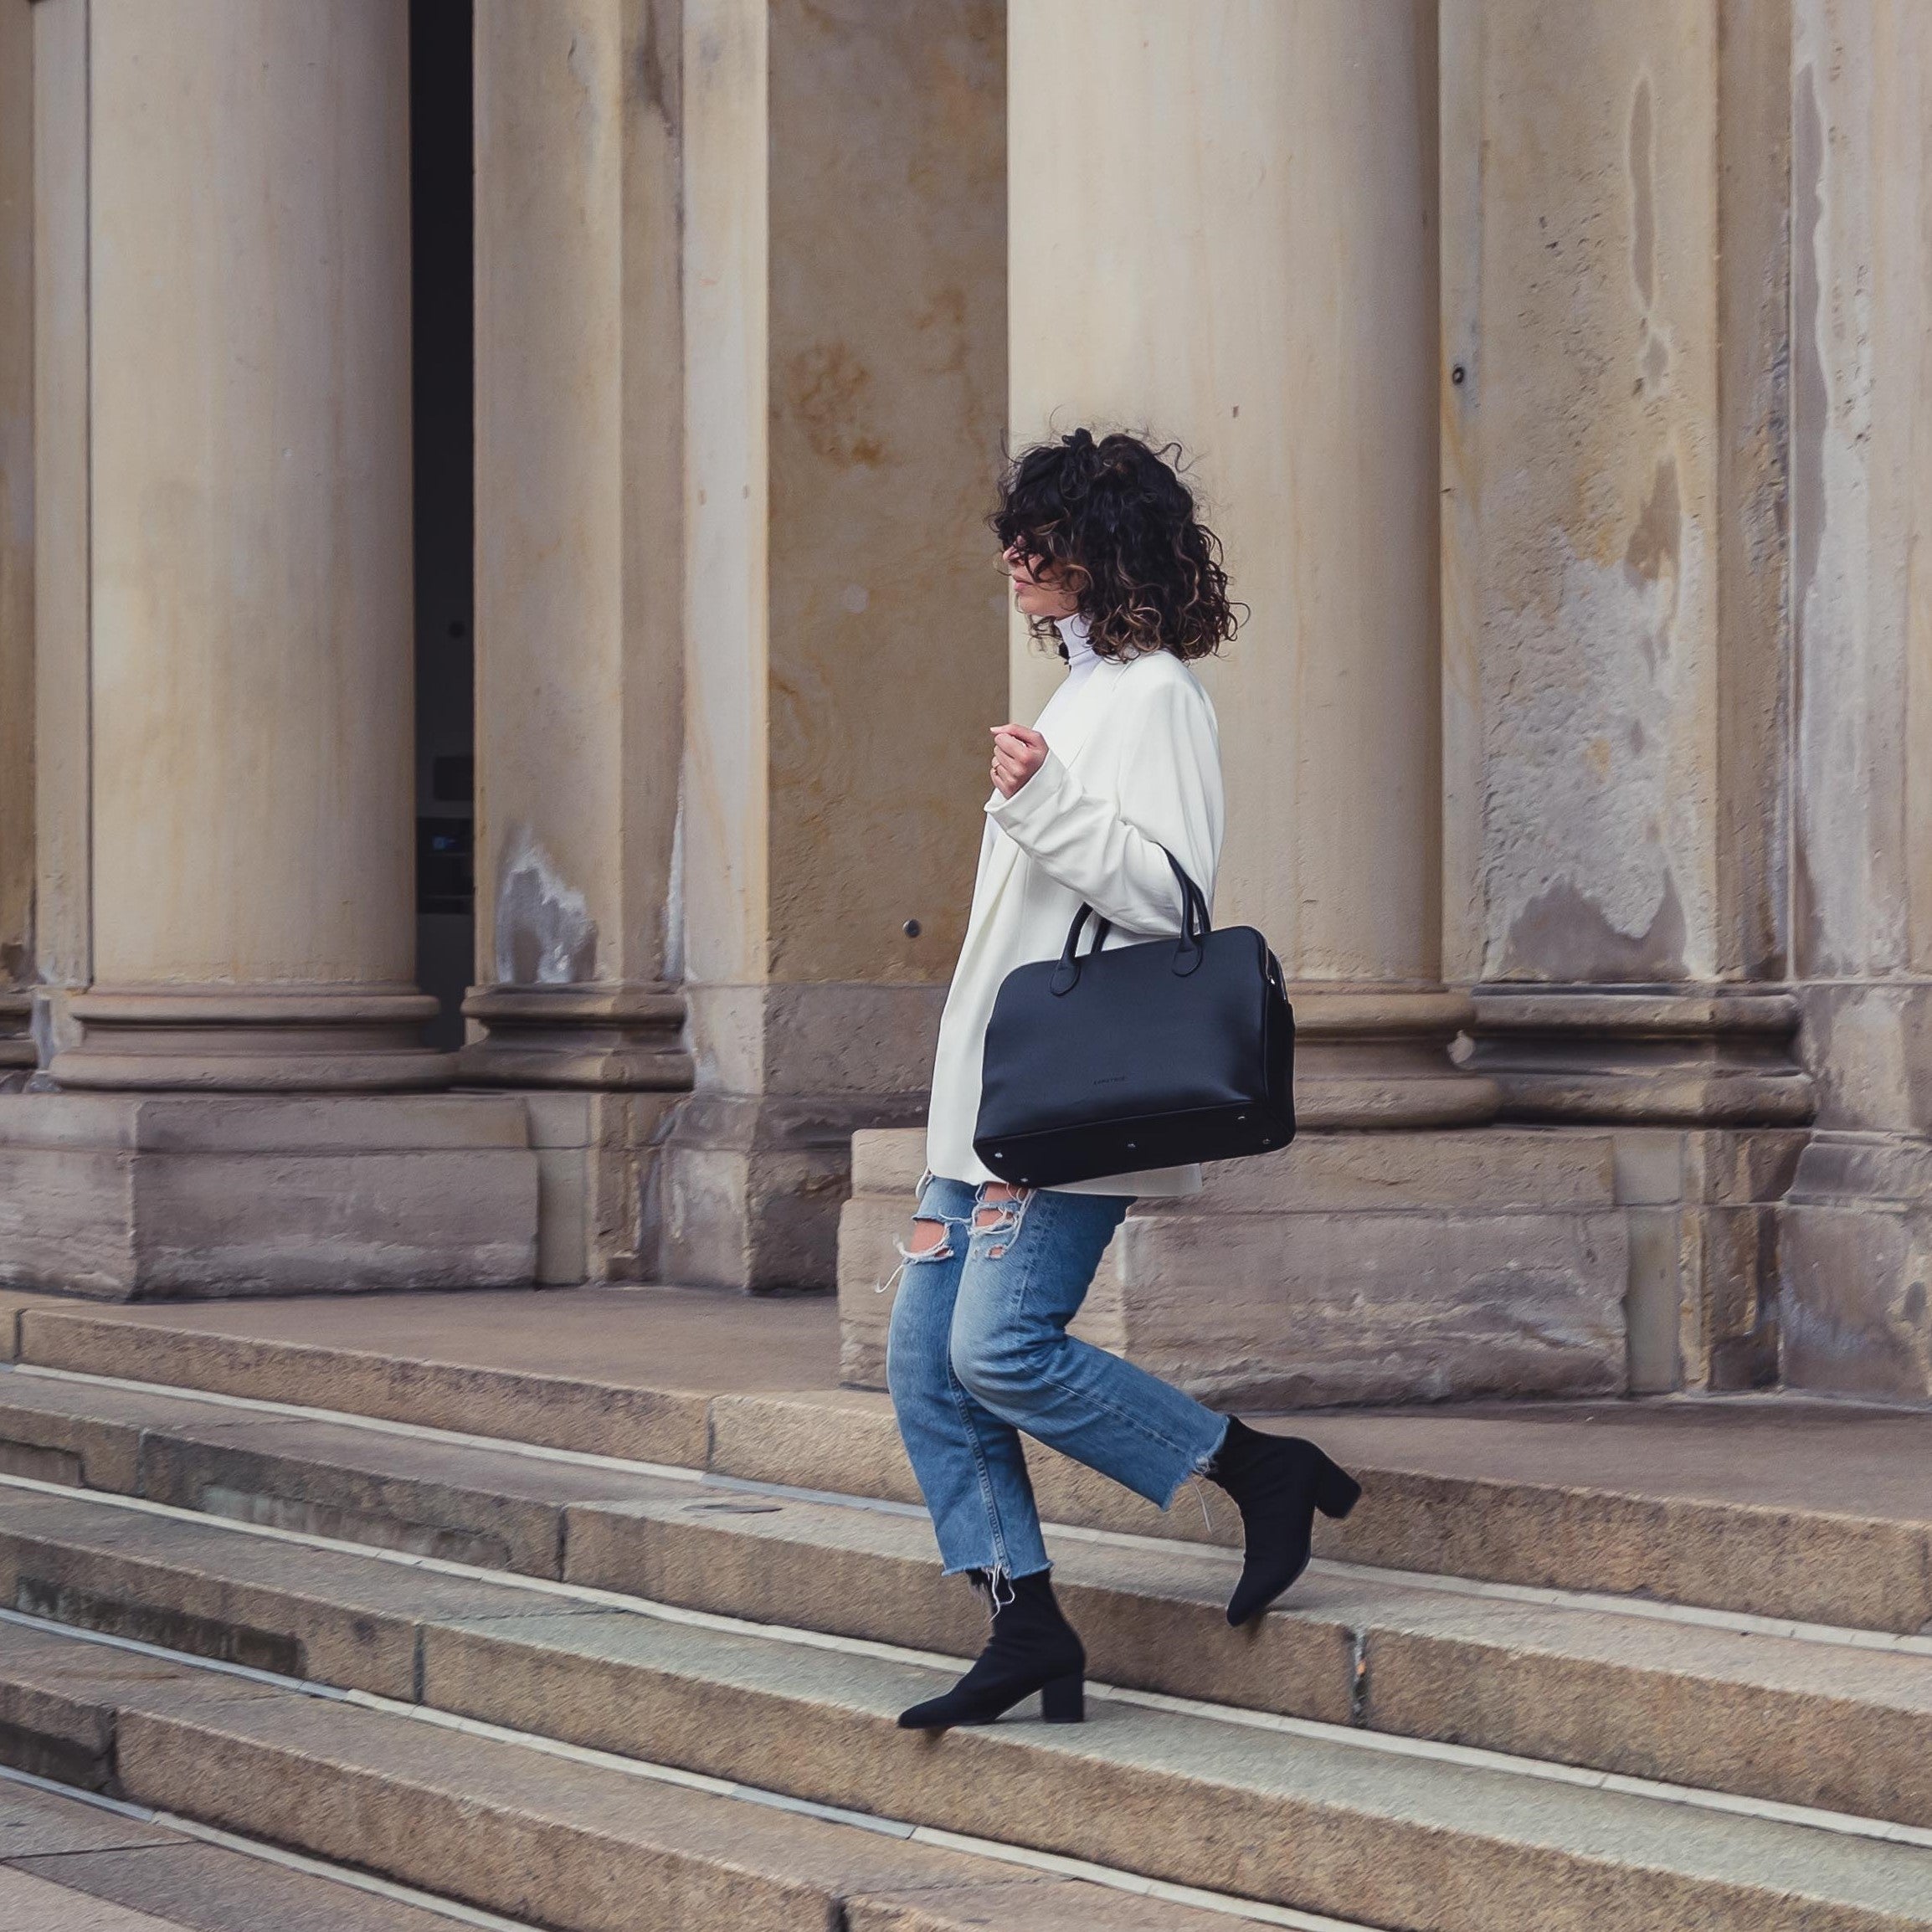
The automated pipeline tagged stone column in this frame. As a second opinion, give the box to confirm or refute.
[0,0,31,1088]
[1444,1,1811,1392]
[894,0,1628,1410]
[1777,1,1932,1400]
[665,0,1008,1290]
[30,0,90,1072]
[465,1,692,1282]
[1010,0,1490,1128]
[48,0,439,1090]
[0,0,536,1297]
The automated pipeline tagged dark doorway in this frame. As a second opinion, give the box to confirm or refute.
[409,0,474,1053]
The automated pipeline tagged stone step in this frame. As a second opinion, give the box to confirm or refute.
[0,1770,509,1930]
[0,1489,1927,1929]
[0,1619,1257,1932]
[701,1388,1932,1637]
[13,1297,1932,1631]
[570,1486,1932,1833]
[4,1370,1932,1832]
[0,1367,692,1576]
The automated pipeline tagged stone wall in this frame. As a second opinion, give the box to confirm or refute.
[838,1,1932,1405]
[3,1,1932,1378]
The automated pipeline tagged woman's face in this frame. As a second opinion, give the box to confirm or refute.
[1003,543,1081,620]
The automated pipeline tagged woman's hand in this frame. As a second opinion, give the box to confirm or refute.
[989,723,1049,798]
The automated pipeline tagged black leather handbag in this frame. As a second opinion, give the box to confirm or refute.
[973,850,1295,1188]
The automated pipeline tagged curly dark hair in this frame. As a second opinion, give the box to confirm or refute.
[991,429,1241,663]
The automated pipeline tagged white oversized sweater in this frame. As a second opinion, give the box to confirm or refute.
[922,619,1226,1197]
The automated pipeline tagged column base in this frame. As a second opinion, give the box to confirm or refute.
[1467,985,1815,1124]
[49,988,454,1092]
[839,1126,1627,1405]
[0,992,31,1093]
[1290,987,1499,1127]
[0,1092,537,1298]
[521,1089,686,1286]
[1780,1133,1932,1400]
[1611,1125,1807,1395]
[649,1092,929,1294]
[457,984,695,1089]
[650,980,947,1292]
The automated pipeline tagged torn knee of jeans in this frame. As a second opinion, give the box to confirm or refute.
[971,1184,1034,1258]
[876,1213,958,1296]
[901,1215,956,1264]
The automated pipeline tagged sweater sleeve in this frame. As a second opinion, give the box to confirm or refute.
[984,676,1223,935]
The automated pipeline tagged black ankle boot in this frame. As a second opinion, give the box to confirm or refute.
[897,1570,1086,1730]
[1208,1418,1362,1626]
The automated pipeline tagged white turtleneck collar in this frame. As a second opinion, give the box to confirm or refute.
[1055,611,1097,676]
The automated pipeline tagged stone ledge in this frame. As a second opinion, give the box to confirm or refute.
[839,1128,1626,1406]
[0,1093,538,1300]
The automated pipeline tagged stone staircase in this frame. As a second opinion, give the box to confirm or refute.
[0,1292,1927,1929]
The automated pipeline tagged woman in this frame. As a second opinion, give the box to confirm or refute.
[886,429,1359,1733]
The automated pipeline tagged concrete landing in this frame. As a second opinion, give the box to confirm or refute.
[1,1284,845,1393]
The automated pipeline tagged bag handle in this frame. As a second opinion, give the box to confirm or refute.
[1049,848,1210,996]
[1049,905,1112,994]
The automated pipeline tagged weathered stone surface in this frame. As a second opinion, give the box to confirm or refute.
[650,1084,931,1296]
[1780,1133,1932,1399]
[23,1462,1932,1837]
[0,1096,538,1300]
[846,1882,1232,1932]
[17,1289,1932,1629]
[0,1487,593,1697]
[0,1617,274,1791]
[841,1128,1627,1405]
[461,1,692,1292]
[707,1384,1932,1631]
[851,1127,928,1195]
[1442,3,1728,987]
[1468,989,1813,1125]
[566,1488,1354,1724]
[105,1675,1093,1932]
[27,1448,1923,1837]
[0,1375,190,1495]
[12,1841,471,1932]
[659,0,1005,1296]
[570,1482,1932,1827]
[1112,1204,1626,1408]
[15,1284,826,1463]
[516,1092,686,1287]
[0,2,29,1062]
[414,1604,1932,1930]
[1364,1604,1932,1831]
[1607,1126,1810,1395]
[0,1294,68,1364]
[0,1778,175,1860]
[1774,6,1932,1385]
[131,1411,680,1579]
[0,1866,187,1932]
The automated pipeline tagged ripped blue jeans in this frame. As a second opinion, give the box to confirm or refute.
[885,1171,1231,1582]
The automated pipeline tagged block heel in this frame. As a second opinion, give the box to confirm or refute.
[1313,1452,1362,1520]
[1040,1672,1085,1724]
[1209,1418,1364,1626]
[897,1570,1087,1733]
